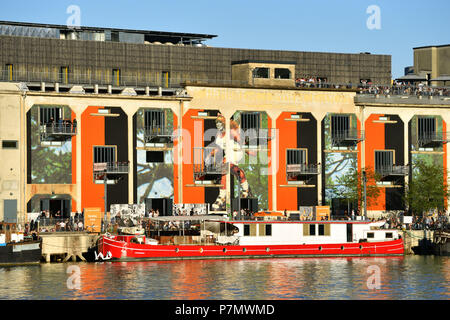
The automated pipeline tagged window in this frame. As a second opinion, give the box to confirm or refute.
[253,67,269,79]
[39,106,62,125]
[265,224,272,236]
[309,224,316,236]
[60,66,69,84]
[145,110,165,129]
[146,151,164,163]
[287,149,307,165]
[244,224,250,236]
[367,232,375,239]
[331,115,350,140]
[93,146,116,164]
[112,69,121,86]
[274,68,291,79]
[241,112,260,131]
[385,232,393,239]
[2,140,17,149]
[258,224,272,236]
[5,64,13,81]
[318,224,325,236]
[375,150,394,174]
[241,112,262,146]
[417,117,436,141]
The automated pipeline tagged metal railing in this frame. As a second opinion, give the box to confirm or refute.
[418,131,450,147]
[26,217,86,233]
[286,163,320,177]
[376,165,409,177]
[39,124,77,136]
[193,147,227,178]
[357,84,450,97]
[331,129,365,145]
[93,162,130,175]
[144,125,175,142]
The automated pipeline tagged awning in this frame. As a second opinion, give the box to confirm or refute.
[396,74,427,81]
[149,215,226,222]
[430,75,450,82]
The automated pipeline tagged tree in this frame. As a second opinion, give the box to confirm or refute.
[334,166,381,215]
[405,159,449,217]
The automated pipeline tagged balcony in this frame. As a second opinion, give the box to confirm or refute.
[144,125,175,144]
[376,165,409,178]
[93,162,129,183]
[40,123,77,142]
[286,163,320,180]
[193,147,227,180]
[418,131,450,148]
[331,129,365,147]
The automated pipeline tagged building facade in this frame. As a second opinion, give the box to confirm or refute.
[0,21,449,223]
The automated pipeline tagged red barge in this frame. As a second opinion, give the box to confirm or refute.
[96,214,404,261]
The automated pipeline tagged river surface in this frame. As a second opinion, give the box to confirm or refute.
[0,256,448,300]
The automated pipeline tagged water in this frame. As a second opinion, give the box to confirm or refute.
[0,256,448,300]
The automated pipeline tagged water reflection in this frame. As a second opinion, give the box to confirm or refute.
[0,256,448,300]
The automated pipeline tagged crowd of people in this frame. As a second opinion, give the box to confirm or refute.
[29,210,85,233]
[358,81,450,97]
[294,76,450,97]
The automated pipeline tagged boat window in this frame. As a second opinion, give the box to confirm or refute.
[309,224,316,236]
[318,224,325,236]
[385,232,393,238]
[265,224,272,236]
[258,224,272,236]
[244,224,250,236]
[367,232,375,238]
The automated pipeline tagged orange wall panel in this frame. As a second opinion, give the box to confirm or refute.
[276,112,298,211]
[365,114,385,210]
[181,109,205,204]
[81,106,105,211]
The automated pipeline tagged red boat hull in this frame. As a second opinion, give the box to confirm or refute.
[98,236,404,261]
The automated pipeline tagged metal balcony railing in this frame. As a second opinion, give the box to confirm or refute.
[144,125,175,143]
[39,124,77,141]
[418,131,450,147]
[376,165,409,178]
[357,84,450,97]
[331,129,365,146]
[193,147,227,179]
[286,163,320,179]
[93,162,129,180]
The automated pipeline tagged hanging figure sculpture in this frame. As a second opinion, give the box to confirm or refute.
[205,114,254,211]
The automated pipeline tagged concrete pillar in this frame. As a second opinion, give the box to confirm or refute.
[107,84,112,94]
[145,86,150,96]
[41,82,45,92]
[55,83,59,93]
[127,112,134,204]
[158,87,162,96]
[76,109,82,213]
[94,84,99,94]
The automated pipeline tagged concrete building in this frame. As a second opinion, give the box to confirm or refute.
[398,44,450,86]
[0,21,449,223]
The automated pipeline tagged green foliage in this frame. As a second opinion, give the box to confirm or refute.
[405,159,449,216]
[333,166,381,212]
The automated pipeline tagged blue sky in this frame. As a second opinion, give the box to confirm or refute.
[1,0,449,79]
